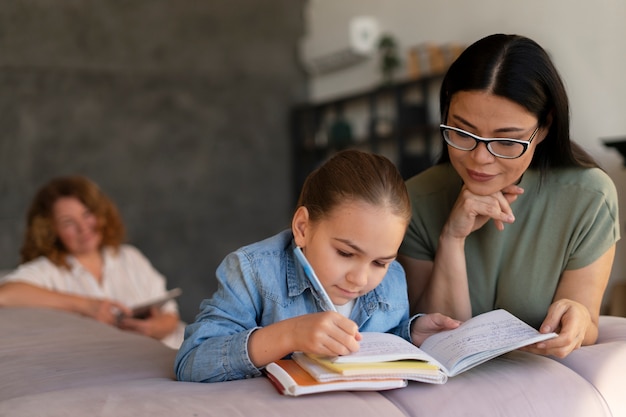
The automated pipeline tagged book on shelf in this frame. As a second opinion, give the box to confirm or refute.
[264,358,407,396]
[293,309,558,385]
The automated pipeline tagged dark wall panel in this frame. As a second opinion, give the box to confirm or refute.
[0,1,307,322]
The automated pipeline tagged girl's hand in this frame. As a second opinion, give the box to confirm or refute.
[410,313,461,346]
[444,184,523,239]
[247,312,361,368]
[520,299,590,358]
[288,312,361,357]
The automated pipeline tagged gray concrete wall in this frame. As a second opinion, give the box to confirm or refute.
[0,1,307,322]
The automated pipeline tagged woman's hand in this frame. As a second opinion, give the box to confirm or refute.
[410,313,461,346]
[418,184,523,320]
[520,299,591,358]
[523,247,614,358]
[444,184,523,239]
[88,299,131,325]
[118,307,179,340]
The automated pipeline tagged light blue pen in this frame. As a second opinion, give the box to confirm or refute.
[294,246,337,312]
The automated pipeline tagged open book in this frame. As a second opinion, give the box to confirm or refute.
[265,359,407,396]
[293,309,557,385]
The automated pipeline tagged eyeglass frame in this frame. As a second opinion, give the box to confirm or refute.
[439,124,540,159]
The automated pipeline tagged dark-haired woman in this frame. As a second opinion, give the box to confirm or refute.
[398,34,619,358]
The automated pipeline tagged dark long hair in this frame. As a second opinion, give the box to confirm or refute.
[438,34,598,174]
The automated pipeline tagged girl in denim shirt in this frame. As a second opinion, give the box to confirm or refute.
[175,150,460,382]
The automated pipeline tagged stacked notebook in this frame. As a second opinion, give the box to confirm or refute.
[265,309,557,396]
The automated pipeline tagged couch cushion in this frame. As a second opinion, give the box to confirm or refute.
[552,315,626,417]
[1,308,623,417]
[0,307,409,417]
[0,377,409,417]
[0,307,177,400]
[380,349,611,417]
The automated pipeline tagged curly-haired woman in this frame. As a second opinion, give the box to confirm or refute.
[0,175,183,348]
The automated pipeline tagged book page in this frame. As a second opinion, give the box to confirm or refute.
[420,309,557,375]
[333,332,432,363]
[293,352,446,385]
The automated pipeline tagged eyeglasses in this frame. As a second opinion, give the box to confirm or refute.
[440,124,539,159]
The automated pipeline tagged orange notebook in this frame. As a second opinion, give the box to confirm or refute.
[264,359,406,397]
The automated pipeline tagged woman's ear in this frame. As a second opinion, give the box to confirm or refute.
[292,206,310,248]
[537,112,553,144]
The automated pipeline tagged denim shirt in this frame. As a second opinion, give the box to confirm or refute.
[174,230,414,383]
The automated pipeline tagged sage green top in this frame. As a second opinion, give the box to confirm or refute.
[400,163,620,328]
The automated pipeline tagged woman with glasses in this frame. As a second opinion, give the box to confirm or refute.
[398,34,619,358]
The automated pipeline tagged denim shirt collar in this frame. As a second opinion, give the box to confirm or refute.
[286,239,308,298]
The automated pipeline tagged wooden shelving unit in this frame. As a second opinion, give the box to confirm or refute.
[290,73,445,199]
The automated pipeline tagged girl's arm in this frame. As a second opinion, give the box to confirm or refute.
[174,248,362,382]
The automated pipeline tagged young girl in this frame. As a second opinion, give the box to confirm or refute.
[175,150,459,382]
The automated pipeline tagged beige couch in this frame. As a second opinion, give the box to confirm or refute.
[1,307,625,417]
